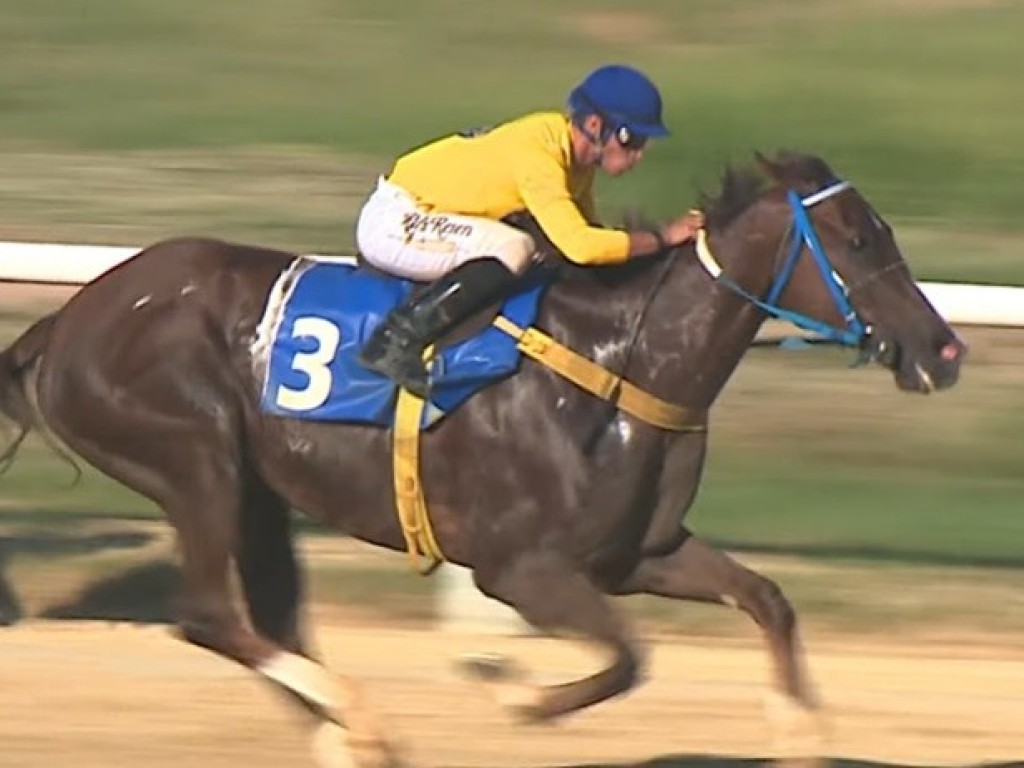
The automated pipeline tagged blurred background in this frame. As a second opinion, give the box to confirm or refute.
[0,2,1022,766]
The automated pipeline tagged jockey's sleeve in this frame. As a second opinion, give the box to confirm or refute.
[577,187,599,225]
[515,151,629,265]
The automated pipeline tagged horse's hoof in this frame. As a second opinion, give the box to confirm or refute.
[311,722,410,768]
[455,653,553,725]
[504,699,549,726]
[455,652,524,683]
[762,690,830,766]
[311,722,357,768]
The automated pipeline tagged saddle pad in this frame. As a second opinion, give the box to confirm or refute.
[256,258,544,428]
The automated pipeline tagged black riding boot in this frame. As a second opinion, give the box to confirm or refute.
[358,258,518,398]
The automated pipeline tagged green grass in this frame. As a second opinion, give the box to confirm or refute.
[1,0,1023,280]
[693,460,1024,567]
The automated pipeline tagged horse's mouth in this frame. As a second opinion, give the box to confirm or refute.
[894,342,965,394]
[906,362,935,394]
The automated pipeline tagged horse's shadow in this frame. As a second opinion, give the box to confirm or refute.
[0,526,177,625]
[564,759,1023,768]
[37,558,178,623]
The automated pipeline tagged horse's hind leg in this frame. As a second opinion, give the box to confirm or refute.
[54,427,400,768]
[237,476,306,654]
[617,530,827,763]
[40,344,401,766]
[464,549,643,721]
[235,476,399,767]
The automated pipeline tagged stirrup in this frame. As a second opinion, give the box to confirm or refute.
[394,368,431,399]
[358,329,431,398]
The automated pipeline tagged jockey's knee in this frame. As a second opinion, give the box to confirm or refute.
[493,231,536,275]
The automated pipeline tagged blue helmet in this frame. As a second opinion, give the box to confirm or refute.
[568,64,669,140]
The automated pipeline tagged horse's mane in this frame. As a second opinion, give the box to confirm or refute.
[700,150,837,230]
[544,150,838,289]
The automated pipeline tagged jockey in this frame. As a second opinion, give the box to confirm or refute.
[355,63,705,398]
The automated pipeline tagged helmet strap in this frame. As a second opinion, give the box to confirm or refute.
[573,114,609,164]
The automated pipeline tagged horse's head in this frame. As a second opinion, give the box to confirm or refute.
[715,152,965,393]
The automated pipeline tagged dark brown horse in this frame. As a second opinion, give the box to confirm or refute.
[0,152,963,766]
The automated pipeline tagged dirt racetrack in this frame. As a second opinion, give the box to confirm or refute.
[0,619,1021,768]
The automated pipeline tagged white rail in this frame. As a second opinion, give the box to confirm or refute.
[2,240,1023,327]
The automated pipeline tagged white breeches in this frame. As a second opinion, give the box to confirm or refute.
[355,177,536,281]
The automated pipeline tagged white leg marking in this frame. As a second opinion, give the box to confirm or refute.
[258,651,338,710]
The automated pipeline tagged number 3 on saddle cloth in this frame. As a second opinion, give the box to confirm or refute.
[256,258,545,429]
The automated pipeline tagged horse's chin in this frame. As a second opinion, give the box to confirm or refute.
[893,358,961,394]
[878,334,964,394]
[894,366,935,394]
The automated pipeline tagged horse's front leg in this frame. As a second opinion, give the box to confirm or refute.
[617,530,828,763]
[461,548,645,722]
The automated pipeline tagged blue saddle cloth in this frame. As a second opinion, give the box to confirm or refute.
[259,259,545,428]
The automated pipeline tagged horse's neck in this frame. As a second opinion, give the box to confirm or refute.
[667,228,776,407]
[541,229,773,412]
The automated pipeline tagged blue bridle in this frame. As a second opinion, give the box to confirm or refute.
[699,180,868,348]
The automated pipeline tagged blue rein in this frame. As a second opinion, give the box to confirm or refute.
[713,181,867,348]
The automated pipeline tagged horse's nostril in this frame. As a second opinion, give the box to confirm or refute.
[940,342,961,362]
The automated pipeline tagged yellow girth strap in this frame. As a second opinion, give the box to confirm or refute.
[392,317,708,574]
[393,385,445,575]
[491,315,707,433]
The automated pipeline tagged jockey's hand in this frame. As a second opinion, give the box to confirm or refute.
[661,209,705,247]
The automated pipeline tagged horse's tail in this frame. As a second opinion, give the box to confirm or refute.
[0,314,81,482]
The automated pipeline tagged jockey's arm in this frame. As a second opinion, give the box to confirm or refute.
[577,188,599,225]
[516,154,682,265]
[576,188,682,257]
[516,153,631,266]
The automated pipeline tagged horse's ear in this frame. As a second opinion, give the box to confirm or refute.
[755,151,783,181]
